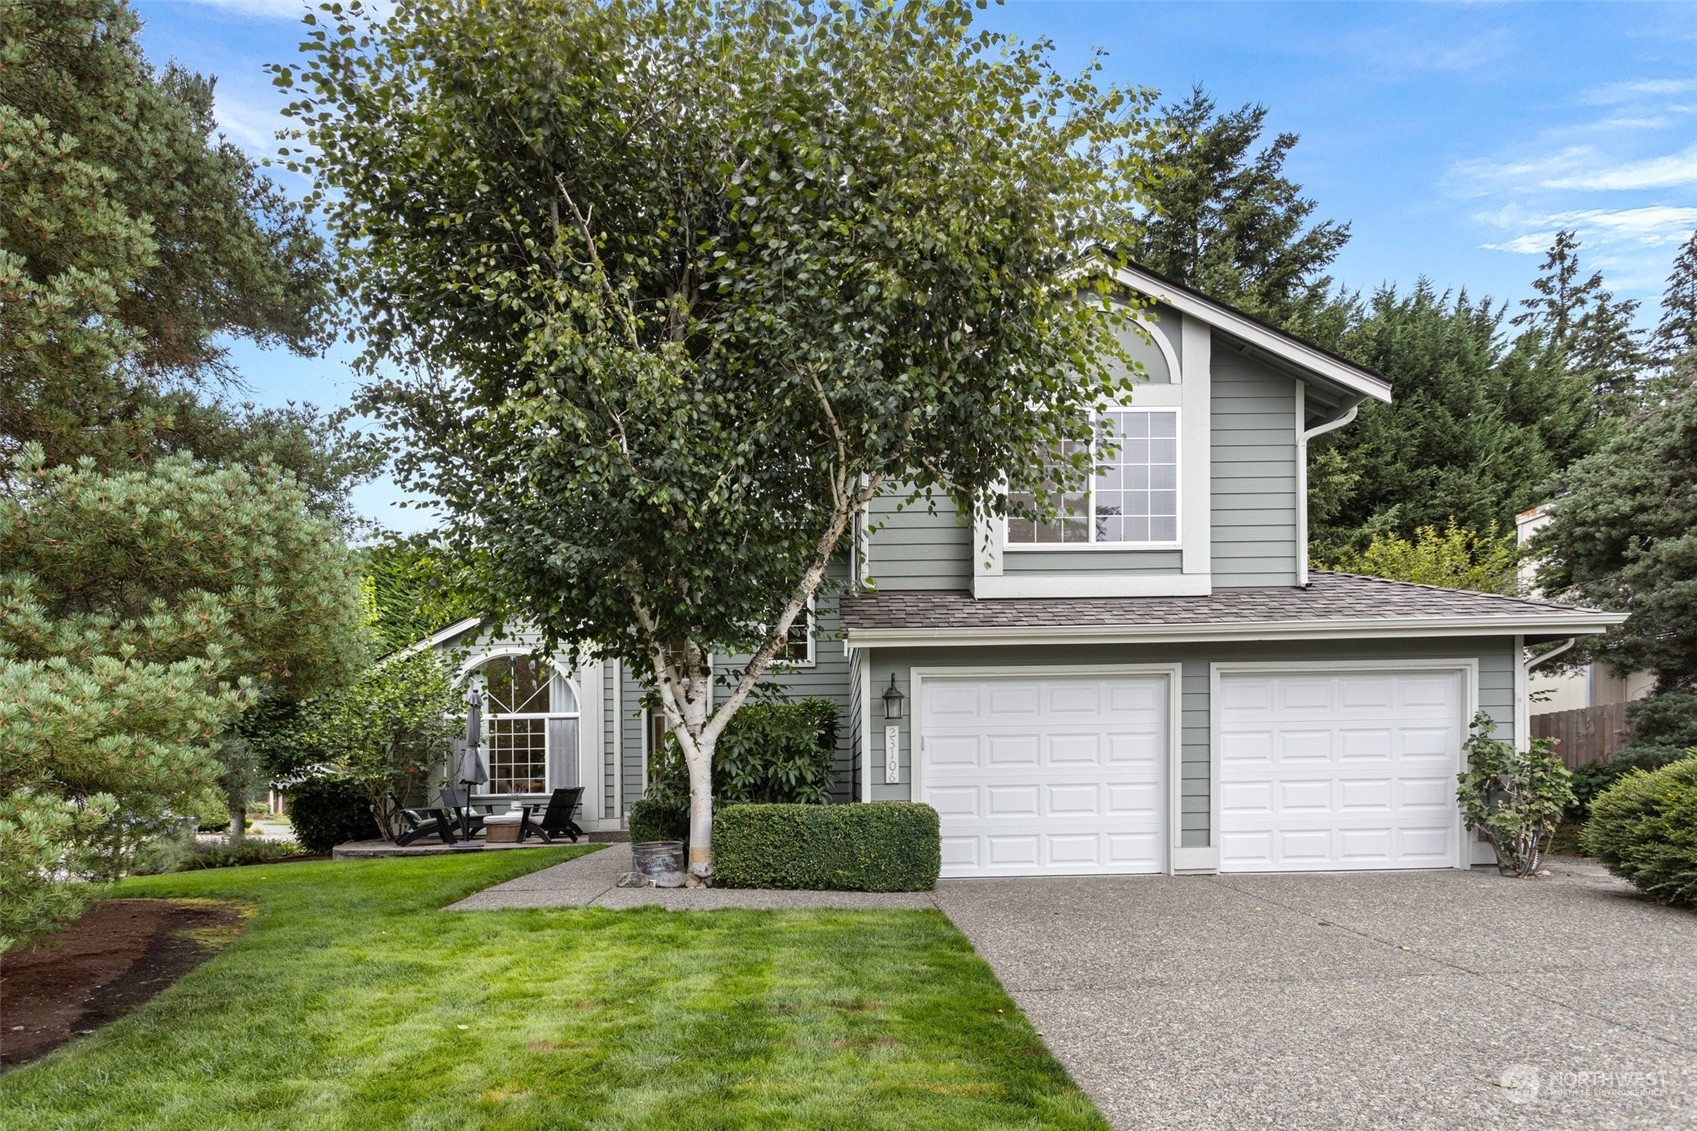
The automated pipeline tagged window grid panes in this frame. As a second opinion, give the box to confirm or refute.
[488,717,547,794]
[1006,409,1178,545]
[775,604,814,664]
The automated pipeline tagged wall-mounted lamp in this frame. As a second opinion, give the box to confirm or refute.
[881,673,906,721]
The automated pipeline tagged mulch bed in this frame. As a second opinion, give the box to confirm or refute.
[1,899,248,1069]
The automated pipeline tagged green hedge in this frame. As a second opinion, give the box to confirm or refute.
[1581,753,1697,908]
[629,797,689,845]
[285,776,379,853]
[712,802,940,892]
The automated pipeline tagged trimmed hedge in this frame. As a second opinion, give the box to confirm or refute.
[285,776,379,853]
[1581,754,1697,908]
[629,796,689,845]
[712,802,940,892]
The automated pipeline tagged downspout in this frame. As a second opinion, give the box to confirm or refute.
[1520,637,1576,750]
[1297,398,1363,587]
[1527,638,1577,671]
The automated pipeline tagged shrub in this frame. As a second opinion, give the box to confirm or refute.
[134,837,309,875]
[285,776,378,853]
[628,797,690,845]
[648,698,837,805]
[712,802,940,892]
[1456,711,1574,877]
[1566,745,1688,822]
[1581,754,1697,908]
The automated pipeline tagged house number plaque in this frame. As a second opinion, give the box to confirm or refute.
[884,725,900,784]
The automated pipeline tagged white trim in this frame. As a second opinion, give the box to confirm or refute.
[1296,393,1363,588]
[576,662,603,821]
[1179,313,1212,579]
[1210,659,1480,873]
[390,616,485,661]
[1003,406,1183,552]
[1111,264,1393,404]
[1513,633,1529,756]
[972,572,1214,599]
[910,663,1183,874]
[858,650,874,803]
[1135,308,1184,385]
[611,659,623,821]
[845,612,1625,649]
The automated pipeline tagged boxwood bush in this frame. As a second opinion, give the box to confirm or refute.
[712,802,940,892]
[648,698,837,805]
[628,796,689,845]
[1581,754,1697,908]
[285,776,379,853]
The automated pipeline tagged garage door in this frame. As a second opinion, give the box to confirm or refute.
[919,673,1167,878]
[1218,669,1464,872]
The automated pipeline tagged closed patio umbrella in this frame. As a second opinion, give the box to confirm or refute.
[453,690,490,846]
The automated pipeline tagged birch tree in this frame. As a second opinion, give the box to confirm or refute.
[279,0,1160,873]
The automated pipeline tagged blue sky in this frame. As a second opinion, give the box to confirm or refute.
[137,0,1697,533]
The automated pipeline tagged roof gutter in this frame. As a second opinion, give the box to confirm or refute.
[1296,398,1364,587]
[842,612,1626,650]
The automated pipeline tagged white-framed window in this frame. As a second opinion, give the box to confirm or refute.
[773,598,815,666]
[469,654,579,795]
[1006,407,1180,547]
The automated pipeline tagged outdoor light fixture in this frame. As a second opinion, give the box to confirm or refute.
[881,673,905,720]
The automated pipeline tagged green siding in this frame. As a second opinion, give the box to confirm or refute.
[864,636,1521,850]
[866,489,974,590]
[1111,301,1180,385]
[1211,345,1299,586]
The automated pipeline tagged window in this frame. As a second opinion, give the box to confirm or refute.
[471,655,579,795]
[774,600,815,666]
[1006,408,1179,546]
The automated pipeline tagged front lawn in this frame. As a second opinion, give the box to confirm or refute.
[0,848,1104,1130]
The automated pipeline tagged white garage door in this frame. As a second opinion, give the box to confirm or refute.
[918,673,1167,878]
[1218,669,1464,872]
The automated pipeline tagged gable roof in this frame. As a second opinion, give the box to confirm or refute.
[839,571,1623,647]
[1113,262,1393,405]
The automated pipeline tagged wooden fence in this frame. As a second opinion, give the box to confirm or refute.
[1531,702,1633,768]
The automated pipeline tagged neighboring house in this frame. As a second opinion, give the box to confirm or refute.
[1514,503,1653,716]
[422,264,1623,877]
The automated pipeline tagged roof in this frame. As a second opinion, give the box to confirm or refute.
[839,571,1624,646]
[387,616,485,662]
[1112,262,1394,405]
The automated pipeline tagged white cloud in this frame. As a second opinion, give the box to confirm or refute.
[1342,24,1514,77]
[1450,143,1697,194]
[161,0,311,18]
[211,87,286,155]
[1581,77,1697,105]
[1541,144,1697,191]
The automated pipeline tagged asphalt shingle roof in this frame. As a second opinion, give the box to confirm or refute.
[838,570,1612,633]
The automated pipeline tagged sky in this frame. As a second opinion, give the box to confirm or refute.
[136,0,1697,533]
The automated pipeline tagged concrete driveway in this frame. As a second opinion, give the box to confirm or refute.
[934,859,1696,1130]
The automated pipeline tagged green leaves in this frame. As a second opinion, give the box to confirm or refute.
[1455,711,1573,878]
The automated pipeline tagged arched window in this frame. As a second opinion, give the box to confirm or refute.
[467,654,579,795]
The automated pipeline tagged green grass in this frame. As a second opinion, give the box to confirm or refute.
[0,848,1104,1130]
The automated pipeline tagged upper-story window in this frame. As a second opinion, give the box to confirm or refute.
[773,599,815,666]
[1006,408,1180,547]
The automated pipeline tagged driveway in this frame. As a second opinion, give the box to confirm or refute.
[933,859,1696,1130]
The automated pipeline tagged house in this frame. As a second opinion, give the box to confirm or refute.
[423,264,1623,877]
[1514,503,1652,716]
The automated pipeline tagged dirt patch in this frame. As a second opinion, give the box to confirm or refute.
[0,898,248,1069]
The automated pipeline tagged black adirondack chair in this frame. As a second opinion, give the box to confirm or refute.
[389,792,457,847]
[522,786,585,844]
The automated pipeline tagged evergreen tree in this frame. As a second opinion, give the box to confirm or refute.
[1310,282,1573,554]
[1513,230,1646,418]
[1131,85,1351,330]
[1534,354,1697,691]
[1653,229,1697,369]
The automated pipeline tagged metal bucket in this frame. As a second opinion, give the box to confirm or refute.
[631,840,687,887]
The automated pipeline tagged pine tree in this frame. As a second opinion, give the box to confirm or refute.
[1513,230,1647,417]
[1131,86,1351,330]
[1653,229,1697,368]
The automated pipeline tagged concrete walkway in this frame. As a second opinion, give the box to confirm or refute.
[448,843,935,911]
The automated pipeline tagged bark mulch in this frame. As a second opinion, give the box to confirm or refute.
[1,898,248,1069]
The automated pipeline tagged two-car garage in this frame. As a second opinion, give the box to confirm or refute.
[916,665,1469,879]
